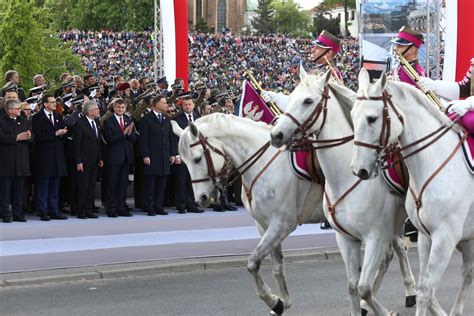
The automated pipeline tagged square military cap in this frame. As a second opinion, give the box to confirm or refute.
[29,85,47,94]
[62,80,76,89]
[25,95,40,104]
[176,91,191,100]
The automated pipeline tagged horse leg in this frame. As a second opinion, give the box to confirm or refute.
[249,221,295,315]
[270,244,292,309]
[449,240,473,316]
[416,232,458,316]
[392,235,417,307]
[336,232,362,316]
[361,242,394,314]
[358,238,394,315]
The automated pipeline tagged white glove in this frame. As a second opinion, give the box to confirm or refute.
[261,90,290,111]
[448,96,474,117]
[261,90,278,103]
[419,77,460,101]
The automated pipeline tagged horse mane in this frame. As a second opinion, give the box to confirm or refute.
[195,113,271,133]
[328,82,357,129]
[385,81,463,133]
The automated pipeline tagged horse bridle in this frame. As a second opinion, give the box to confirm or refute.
[189,131,272,185]
[353,91,405,156]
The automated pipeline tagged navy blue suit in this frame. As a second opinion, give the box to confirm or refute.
[139,111,177,211]
[172,111,199,210]
[103,114,137,212]
[31,110,67,217]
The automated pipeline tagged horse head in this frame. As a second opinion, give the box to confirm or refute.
[270,65,332,148]
[171,120,227,207]
[351,68,404,180]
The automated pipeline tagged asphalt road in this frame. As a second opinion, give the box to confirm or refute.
[1,252,471,316]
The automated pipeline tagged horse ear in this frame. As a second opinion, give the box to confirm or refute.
[375,71,387,91]
[299,63,308,81]
[170,120,184,138]
[358,68,370,88]
[189,122,199,138]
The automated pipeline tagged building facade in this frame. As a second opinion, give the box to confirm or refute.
[188,0,247,33]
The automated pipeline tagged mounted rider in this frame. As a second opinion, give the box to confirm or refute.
[391,26,425,85]
[420,59,474,134]
[261,30,342,111]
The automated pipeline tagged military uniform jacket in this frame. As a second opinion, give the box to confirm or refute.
[0,114,33,176]
[31,110,67,177]
[138,111,177,176]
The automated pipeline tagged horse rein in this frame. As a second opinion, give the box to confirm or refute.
[189,131,281,207]
[354,90,468,235]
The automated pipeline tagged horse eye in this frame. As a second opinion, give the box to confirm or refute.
[367,116,377,124]
[194,156,202,163]
[303,98,313,105]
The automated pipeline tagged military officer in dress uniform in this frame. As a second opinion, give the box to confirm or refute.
[391,26,425,85]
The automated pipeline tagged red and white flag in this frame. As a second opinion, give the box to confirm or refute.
[443,0,474,81]
[160,0,189,89]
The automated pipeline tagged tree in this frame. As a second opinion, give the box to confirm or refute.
[0,0,83,90]
[251,0,275,35]
[312,12,341,38]
[323,0,356,36]
[270,0,311,37]
[195,17,211,33]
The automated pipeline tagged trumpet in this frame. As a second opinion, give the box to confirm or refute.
[394,51,445,111]
[244,68,283,116]
[323,56,344,86]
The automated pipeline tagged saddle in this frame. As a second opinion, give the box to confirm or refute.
[382,151,409,197]
[290,150,325,184]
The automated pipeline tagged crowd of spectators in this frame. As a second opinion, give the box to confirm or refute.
[60,30,360,92]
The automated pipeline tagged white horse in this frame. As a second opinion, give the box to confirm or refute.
[171,114,325,315]
[270,68,417,316]
[351,69,473,316]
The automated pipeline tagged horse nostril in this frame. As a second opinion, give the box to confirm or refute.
[356,169,370,180]
[275,132,284,140]
[200,194,208,203]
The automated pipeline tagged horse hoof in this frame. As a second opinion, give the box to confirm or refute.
[405,295,416,307]
[361,308,368,316]
[271,298,284,315]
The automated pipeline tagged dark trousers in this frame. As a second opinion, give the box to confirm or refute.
[105,162,129,211]
[0,176,25,217]
[144,175,167,211]
[175,164,196,209]
[36,177,60,216]
[76,165,98,215]
[133,158,145,209]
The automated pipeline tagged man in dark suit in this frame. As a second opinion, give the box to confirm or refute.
[0,100,34,222]
[73,100,103,219]
[139,96,177,216]
[103,98,137,217]
[172,96,204,214]
[31,94,68,221]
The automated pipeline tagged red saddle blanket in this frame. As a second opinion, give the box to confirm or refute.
[459,133,474,174]
[290,151,324,183]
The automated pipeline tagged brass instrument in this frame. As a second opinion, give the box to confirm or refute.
[244,68,283,116]
[323,56,344,86]
[394,51,445,111]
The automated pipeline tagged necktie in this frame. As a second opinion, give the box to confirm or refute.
[158,113,162,122]
[188,114,193,123]
[48,113,54,126]
[91,120,98,138]
[119,116,124,132]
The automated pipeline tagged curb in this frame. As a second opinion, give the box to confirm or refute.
[1,248,339,288]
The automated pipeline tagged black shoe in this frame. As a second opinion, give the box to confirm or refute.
[321,220,332,230]
[404,219,418,242]
[106,211,118,218]
[51,214,68,220]
[2,216,12,223]
[12,215,27,222]
[177,207,187,214]
[235,201,244,207]
[213,204,225,212]
[40,214,51,221]
[155,210,169,215]
[188,208,204,213]
[117,211,133,217]
[86,213,98,219]
[77,213,87,219]
[223,203,237,211]
[147,210,156,216]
